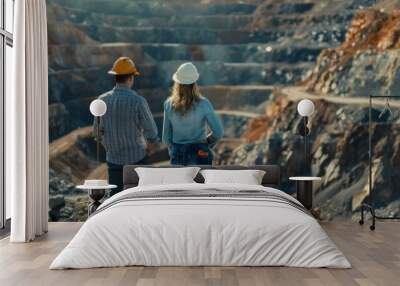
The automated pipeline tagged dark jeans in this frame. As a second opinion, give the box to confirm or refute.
[107,156,148,196]
[169,143,213,166]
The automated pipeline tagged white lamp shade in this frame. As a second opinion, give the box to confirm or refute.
[297,99,315,117]
[90,99,107,117]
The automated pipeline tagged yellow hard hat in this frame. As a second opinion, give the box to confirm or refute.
[108,57,140,76]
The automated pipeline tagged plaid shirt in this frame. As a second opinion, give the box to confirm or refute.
[94,85,159,165]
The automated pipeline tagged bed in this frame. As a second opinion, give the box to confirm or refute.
[50,165,350,269]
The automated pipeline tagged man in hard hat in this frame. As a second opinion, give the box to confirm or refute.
[94,57,159,196]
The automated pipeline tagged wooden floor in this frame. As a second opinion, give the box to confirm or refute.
[0,222,399,286]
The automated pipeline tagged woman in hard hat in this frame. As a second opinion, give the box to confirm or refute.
[162,62,224,165]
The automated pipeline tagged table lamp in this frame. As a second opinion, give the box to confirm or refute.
[297,99,315,176]
[90,99,107,162]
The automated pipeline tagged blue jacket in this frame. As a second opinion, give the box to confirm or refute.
[162,97,223,145]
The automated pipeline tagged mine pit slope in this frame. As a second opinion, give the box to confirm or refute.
[283,86,400,109]
[47,0,393,221]
[228,4,400,220]
[47,0,366,143]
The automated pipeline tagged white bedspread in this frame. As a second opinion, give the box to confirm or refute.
[50,183,351,269]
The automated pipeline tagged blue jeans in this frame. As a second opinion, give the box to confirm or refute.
[169,143,213,165]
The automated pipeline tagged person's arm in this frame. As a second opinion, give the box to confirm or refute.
[162,101,173,145]
[204,99,224,143]
[138,97,159,143]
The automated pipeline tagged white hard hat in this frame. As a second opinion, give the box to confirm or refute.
[172,62,200,85]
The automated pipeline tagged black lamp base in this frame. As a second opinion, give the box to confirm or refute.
[88,189,106,216]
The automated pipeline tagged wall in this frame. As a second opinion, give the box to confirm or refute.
[47,0,400,221]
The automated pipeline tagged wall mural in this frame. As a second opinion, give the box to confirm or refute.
[47,0,400,222]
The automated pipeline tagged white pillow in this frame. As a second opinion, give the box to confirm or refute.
[135,167,200,186]
[200,169,266,185]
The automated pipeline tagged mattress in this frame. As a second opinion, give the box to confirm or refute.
[50,183,351,269]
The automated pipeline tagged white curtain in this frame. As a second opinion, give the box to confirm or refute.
[7,0,49,242]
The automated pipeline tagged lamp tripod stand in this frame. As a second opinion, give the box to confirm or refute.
[359,95,400,230]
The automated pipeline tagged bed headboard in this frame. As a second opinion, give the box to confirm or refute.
[123,165,281,190]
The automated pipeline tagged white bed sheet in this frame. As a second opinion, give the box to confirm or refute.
[50,183,351,269]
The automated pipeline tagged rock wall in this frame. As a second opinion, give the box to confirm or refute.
[226,8,400,220]
[304,9,400,97]
[47,0,396,221]
[48,0,370,142]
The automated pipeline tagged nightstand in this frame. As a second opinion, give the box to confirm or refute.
[77,181,117,216]
[289,177,321,210]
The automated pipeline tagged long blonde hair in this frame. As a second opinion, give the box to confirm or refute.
[169,83,201,115]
